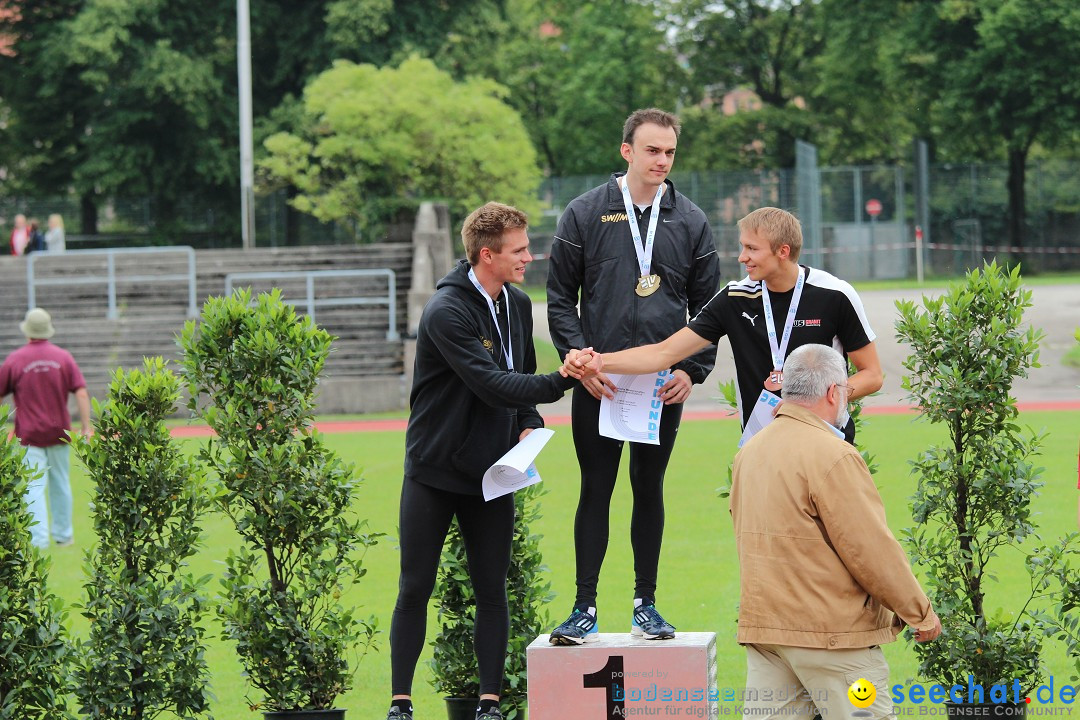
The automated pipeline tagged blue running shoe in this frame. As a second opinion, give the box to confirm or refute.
[549,608,599,645]
[632,604,675,639]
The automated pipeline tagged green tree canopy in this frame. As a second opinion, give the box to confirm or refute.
[0,0,238,231]
[820,0,1080,249]
[668,0,823,169]
[494,0,683,176]
[259,55,541,234]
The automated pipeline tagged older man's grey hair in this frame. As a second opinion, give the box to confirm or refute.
[781,344,848,404]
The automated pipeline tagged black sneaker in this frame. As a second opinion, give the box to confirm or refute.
[549,608,599,645]
[476,707,503,720]
[632,604,675,639]
[387,707,413,720]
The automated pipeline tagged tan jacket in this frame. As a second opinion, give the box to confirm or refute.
[730,403,935,649]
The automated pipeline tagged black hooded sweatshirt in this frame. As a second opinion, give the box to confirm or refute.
[404,260,575,495]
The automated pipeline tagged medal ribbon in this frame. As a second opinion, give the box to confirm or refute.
[468,267,514,371]
[761,266,806,372]
[619,177,664,278]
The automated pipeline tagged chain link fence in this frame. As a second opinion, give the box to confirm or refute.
[5,160,1080,280]
[527,160,1080,285]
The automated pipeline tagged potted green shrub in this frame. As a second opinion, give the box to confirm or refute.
[896,262,1075,714]
[71,358,212,719]
[430,485,552,720]
[180,289,380,718]
[0,405,72,718]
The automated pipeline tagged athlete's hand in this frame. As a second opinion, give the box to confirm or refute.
[657,369,692,405]
[583,372,617,401]
[559,348,594,379]
[519,428,534,442]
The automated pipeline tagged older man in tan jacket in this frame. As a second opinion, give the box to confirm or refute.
[730,343,941,720]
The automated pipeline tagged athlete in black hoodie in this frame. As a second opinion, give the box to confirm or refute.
[386,202,576,720]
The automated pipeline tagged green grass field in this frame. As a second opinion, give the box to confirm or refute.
[42,409,1080,718]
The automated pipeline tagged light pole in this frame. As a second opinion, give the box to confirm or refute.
[237,0,255,249]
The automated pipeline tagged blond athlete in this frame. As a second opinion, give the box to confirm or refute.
[564,207,882,443]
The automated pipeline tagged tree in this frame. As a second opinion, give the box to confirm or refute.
[670,0,824,168]
[250,0,511,127]
[0,0,96,229]
[0,0,238,234]
[260,55,540,235]
[494,0,683,176]
[0,404,72,719]
[895,262,1072,693]
[812,0,925,164]
[674,0,823,109]
[180,289,380,712]
[858,0,1080,252]
[940,1,1080,255]
[677,103,819,171]
[72,359,212,720]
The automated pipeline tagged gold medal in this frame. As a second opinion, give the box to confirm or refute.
[763,371,783,392]
[635,274,661,297]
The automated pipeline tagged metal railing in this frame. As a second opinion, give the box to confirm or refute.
[26,246,197,319]
[224,268,399,340]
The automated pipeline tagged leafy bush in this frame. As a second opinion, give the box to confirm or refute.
[180,289,379,712]
[430,484,553,719]
[259,54,541,236]
[896,261,1074,693]
[71,358,212,719]
[0,406,71,719]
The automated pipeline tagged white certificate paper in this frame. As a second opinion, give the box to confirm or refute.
[738,389,781,448]
[482,427,555,501]
[598,370,671,445]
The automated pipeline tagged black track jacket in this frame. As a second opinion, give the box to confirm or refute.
[405,260,575,495]
[547,173,721,384]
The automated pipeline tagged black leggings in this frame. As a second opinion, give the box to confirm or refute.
[390,478,514,696]
[571,385,683,609]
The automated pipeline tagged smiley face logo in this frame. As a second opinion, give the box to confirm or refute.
[848,678,876,709]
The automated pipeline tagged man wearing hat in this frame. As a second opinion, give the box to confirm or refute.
[0,308,91,548]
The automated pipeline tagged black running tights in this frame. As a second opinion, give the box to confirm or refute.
[571,385,683,609]
[390,478,514,696]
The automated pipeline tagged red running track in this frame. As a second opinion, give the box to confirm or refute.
[169,400,1080,438]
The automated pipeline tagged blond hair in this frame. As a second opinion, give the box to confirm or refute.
[461,202,528,266]
[737,207,803,261]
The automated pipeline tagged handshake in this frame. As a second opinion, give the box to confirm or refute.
[558,347,604,380]
[558,346,693,405]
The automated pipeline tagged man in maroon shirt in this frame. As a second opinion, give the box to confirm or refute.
[0,308,91,548]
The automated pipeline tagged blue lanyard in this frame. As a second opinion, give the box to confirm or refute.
[761,266,806,371]
[619,177,664,277]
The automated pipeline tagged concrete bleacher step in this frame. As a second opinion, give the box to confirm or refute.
[0,244,414,412]
[527,632,718,719]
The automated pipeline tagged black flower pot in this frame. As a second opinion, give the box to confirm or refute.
[445,697,479,720]
[263,709,345,720]
[945,702,1025,719]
